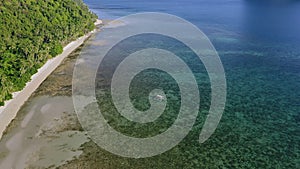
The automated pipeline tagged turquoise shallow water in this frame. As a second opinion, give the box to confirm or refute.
[81,0,299,168]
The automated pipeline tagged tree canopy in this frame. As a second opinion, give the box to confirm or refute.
[0,0,97,105]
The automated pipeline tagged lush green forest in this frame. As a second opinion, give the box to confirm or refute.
[0,0,97,105]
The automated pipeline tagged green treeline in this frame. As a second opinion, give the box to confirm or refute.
[0,0,97,105]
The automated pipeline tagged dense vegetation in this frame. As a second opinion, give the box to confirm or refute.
[0,0,97,105]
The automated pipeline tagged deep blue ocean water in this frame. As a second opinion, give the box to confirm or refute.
[82,0,300,168]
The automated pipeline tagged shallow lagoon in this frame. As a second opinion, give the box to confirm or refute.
[0,0,299,168]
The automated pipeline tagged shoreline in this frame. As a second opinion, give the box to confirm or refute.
[0,19,102,139]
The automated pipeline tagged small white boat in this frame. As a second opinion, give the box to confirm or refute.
[155,94,164,101]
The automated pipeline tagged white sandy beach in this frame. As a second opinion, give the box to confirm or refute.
[0,19,102,139]
[94,19,103,26]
